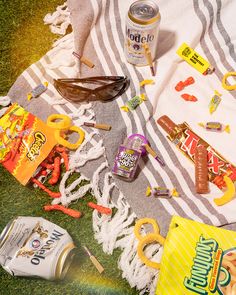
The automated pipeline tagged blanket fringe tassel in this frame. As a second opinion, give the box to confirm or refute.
[44,4,161,294]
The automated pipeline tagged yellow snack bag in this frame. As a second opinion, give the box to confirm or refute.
[156,216,236,295]
[0,103,57,185]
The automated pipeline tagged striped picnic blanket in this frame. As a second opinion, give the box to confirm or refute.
[68,0,236,235]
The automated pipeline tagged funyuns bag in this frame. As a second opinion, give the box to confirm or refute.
[156,216,236,295]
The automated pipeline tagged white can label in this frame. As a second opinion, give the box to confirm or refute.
[124,15,160,66]
[0,216,74,280]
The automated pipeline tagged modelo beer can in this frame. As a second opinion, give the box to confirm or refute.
[0,216,75,280]
[125,0,161,66]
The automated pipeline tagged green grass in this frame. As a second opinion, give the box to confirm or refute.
[0,1,139,294]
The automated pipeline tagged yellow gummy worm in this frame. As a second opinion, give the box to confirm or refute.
[55,126,85,150]
[145,186,152,197]
[172,188,179,197]
[139,79,155,87]
[222,72,236,91]
[47,114,72,130]
[214,175,236,206]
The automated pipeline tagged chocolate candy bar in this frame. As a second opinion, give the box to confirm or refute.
[195,145,209,194]
[157,115,236,190]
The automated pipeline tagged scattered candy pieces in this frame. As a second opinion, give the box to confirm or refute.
[175,76,195,91]
[44,204,82,218]
[198,122,230,133]
[214,175,235,206]
[139,79,155,87]
[121,94,146,112]
[87,202,112,215]
[27,82,48,101]
[146,186,179,198]
[181,93,198,101]
[209,90,222,114]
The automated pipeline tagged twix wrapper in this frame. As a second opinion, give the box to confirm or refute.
[157,115,236,189]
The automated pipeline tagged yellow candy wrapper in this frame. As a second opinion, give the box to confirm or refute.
[156,216,236,295]
[176,42,214,75]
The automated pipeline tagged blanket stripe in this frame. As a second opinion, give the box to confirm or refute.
[194,0,236,99]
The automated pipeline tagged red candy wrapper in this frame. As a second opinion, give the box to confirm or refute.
[157,115,236,189]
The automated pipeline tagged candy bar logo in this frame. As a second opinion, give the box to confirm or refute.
[181,129,199,160]
[127,29,154,43]
[181,129,225,174]
[184,236,219,294]
[31,230,64,265]
[207,149,225,174]
[27,132,46,161]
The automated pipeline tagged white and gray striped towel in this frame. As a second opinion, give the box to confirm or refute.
[65,0,236,235]
[7,0,236,264]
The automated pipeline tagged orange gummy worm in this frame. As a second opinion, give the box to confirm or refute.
[87,202,112,215]
[31,178,61,198]
[44,204,82,218]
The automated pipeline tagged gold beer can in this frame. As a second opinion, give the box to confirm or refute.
[0,216,75,280]
[125,0,161,66]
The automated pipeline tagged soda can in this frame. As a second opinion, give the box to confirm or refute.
[124,0,161,66]
[0,216,75,280]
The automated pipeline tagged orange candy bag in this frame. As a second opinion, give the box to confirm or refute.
[0,103,57,185]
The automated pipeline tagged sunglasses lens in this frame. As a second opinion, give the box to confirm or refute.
[54,77,128,103]
[55,83,94,102]
[96,81,126,101]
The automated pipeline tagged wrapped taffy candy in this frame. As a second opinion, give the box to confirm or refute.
[156,216,236,294]
[209,90,222,114]
[121,94,146,112]
[157,115,236,189]
[146,186,179,198]
[199,122,230,133]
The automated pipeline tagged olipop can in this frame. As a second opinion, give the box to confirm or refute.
[124,0,161,66]
[0,216,75,280]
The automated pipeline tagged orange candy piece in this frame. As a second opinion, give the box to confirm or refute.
[181,93,198,102]
[175,76,195,91]
[44,204,82,218]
